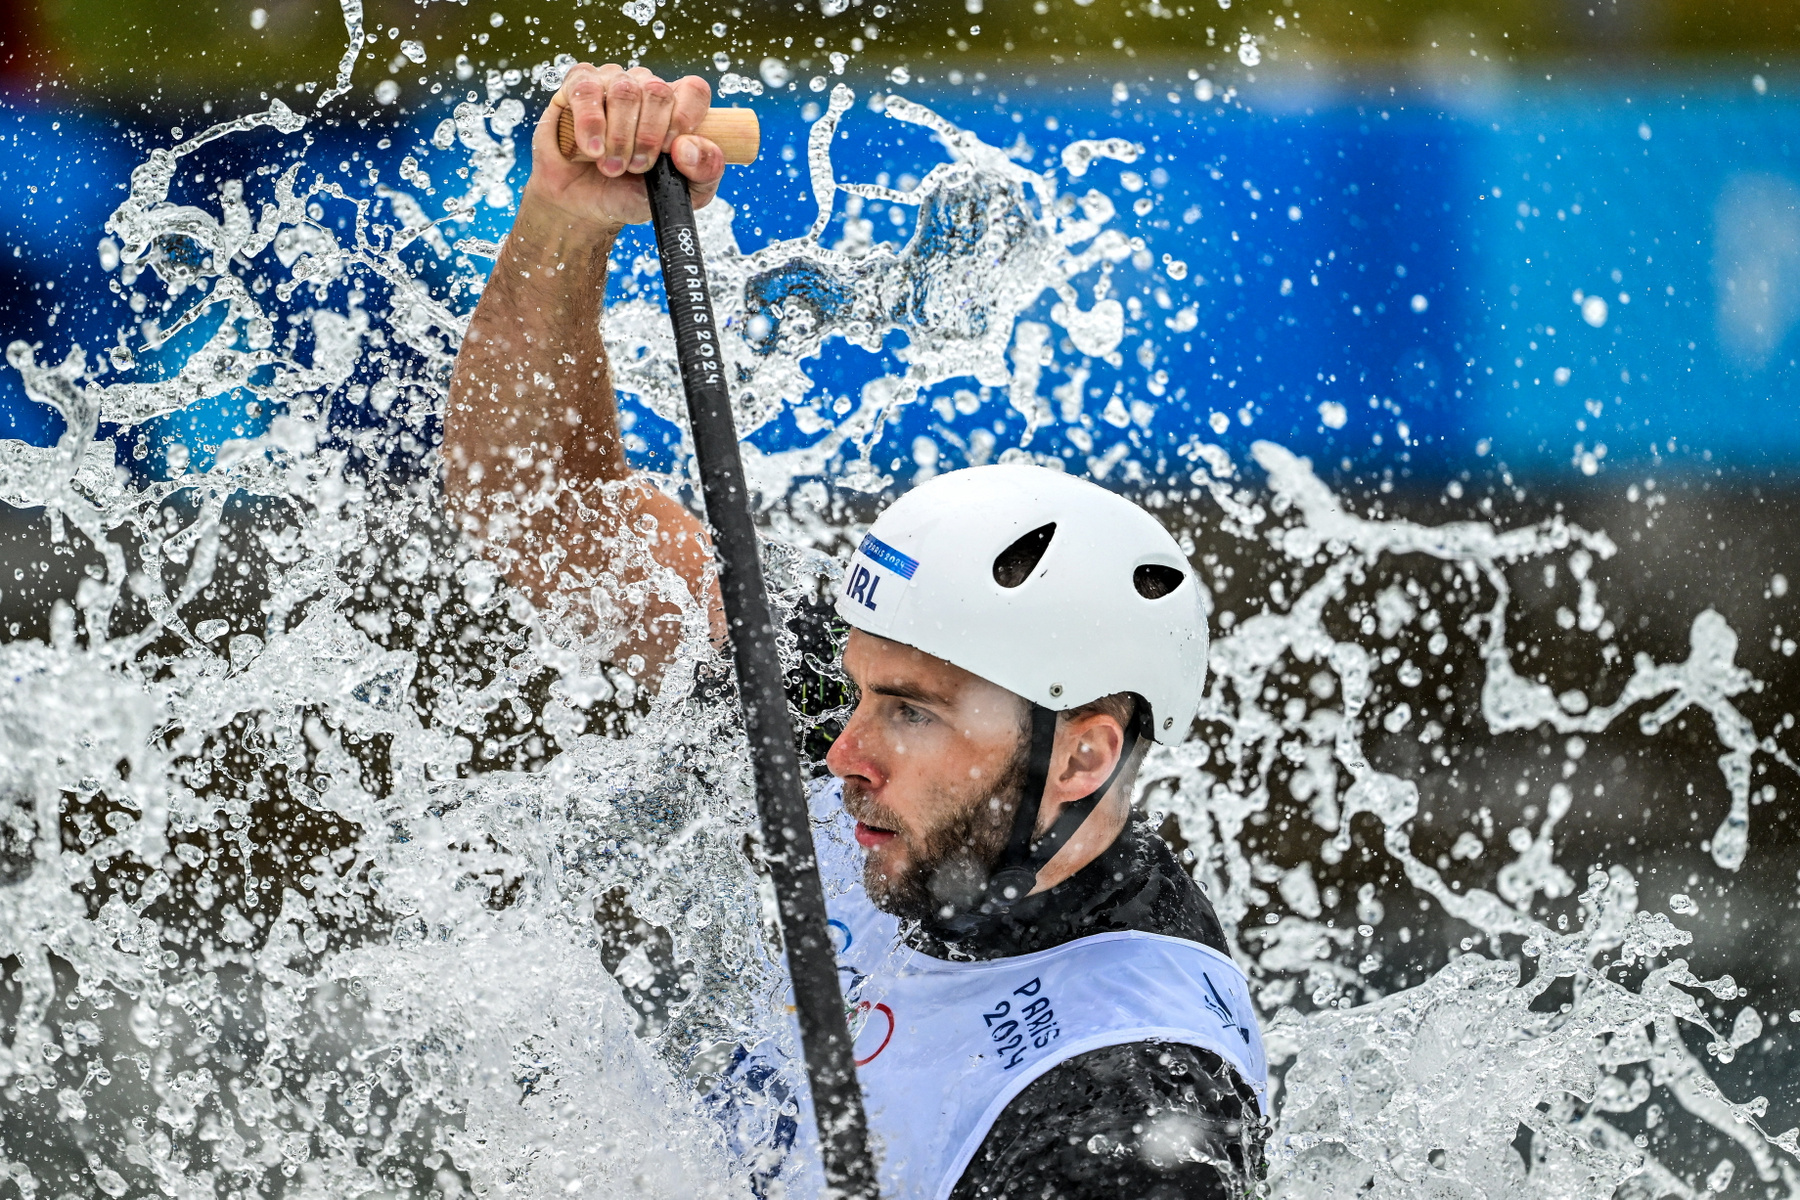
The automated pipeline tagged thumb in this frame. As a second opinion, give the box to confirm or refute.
[671,135,726,209]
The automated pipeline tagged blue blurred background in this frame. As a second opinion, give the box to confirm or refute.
[1,68,1795,486]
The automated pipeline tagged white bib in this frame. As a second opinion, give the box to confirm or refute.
[712,780,1268,1200]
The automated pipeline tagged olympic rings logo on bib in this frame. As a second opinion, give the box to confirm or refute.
[850,1000,895,1066]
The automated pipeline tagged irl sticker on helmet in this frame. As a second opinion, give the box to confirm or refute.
[842,534,918,625]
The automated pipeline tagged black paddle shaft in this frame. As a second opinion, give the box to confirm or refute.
[644,155,880,1199]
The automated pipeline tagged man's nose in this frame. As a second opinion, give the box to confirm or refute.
[826,703,882,785]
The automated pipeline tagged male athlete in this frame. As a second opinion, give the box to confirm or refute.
[443,63,1268,1199]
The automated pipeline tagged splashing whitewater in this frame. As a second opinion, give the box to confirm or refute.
[0,57,1794,1200]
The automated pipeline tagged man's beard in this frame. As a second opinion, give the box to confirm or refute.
[843,738,1030,922]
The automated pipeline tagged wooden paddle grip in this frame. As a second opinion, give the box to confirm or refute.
[555,105,760,165]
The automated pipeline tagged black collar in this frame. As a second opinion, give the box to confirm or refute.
[904,821,1229,962]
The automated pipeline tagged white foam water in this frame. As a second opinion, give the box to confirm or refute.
[0,54,1794,1200]
[1157,442,1800,1196]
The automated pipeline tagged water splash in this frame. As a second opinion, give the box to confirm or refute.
[601,85,1140,492]
[316,0,366,110]
[1140,441,1800,1195]
[0,69,1794,1200]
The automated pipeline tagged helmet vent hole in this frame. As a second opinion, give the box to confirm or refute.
[993,523,1056,588]
[1134,564,1186,600]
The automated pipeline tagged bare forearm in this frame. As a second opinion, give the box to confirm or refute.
[443,206,624,514]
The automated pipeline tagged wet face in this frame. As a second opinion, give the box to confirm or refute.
[825,630,1031,920]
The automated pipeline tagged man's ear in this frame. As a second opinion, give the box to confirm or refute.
[1027,712,1132,886]
[1050,712,1125,798]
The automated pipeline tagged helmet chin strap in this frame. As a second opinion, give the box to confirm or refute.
[983,703,1148,909]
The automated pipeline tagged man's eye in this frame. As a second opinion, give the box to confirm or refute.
[898,703,930,725]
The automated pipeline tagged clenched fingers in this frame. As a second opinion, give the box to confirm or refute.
[600,73,644,176]
[627,71,677,173]
[668,76,713,148]
[557,62,626,162]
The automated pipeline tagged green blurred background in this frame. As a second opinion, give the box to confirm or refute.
[2,0,1795,103]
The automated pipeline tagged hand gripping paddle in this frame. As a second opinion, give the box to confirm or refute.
[558,98,881,1197]
[556,104,762,165]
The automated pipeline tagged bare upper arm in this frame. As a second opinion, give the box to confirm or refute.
[486,478,725,686]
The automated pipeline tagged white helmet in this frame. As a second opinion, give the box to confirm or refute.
[834,464,1208,744]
